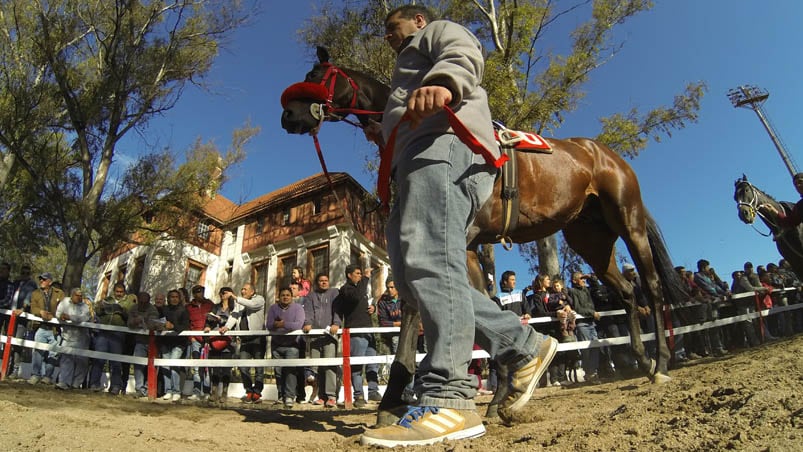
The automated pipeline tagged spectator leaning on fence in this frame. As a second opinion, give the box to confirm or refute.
[186,285,214,401]
[55,288,92,390]
[377,277,403,353]
[569,272,601,384]
[8,264,37,380]
[730,270,763,348]
[160,289,189,402]
[267,286,306,408]
[204,289,235,406]
[335,263,381,407]
[127,291,164,398]
[89,282,134,394]
[221,283,267,405]
[27,272,65,385]
[302,273,341,408]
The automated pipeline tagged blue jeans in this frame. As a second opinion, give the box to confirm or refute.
[349,334,379,399]
[133,342,149,393]
[308,336,338,400]
[238,340,266,395]
[90,331,124,391]
[575,322,600,377]
[32,328,58,379]
[160,344,185,395]
[59,336,90,388]
[188,340,208,396]
[272,345,301,400]
[386,134,542,410]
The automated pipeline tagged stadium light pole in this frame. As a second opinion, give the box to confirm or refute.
[727,85,798,177]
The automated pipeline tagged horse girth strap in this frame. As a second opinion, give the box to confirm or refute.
[497,147,519,250]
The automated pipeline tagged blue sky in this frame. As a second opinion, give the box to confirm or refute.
[123,1,803,286]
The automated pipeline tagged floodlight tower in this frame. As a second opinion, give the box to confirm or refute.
[727,84,798,177]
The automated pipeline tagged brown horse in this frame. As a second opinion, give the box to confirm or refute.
[281,47,684,425]
[734,175,803,278]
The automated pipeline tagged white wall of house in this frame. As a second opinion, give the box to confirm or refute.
[96,224,390,305]
[96,238,221,301]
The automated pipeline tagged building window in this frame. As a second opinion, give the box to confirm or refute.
[253,261,269,298]
[312,198,322,215]
[184,260,207,289]
[277,253,297,297]
[256,217,265,233]
[197,222,210,241]
[310,246,329,280]
[282,207,291,226]
[117,265,127,283]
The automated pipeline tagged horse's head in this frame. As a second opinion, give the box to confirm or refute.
[734,175,757,224]
[281,47,388,135]
[734,174,784,231]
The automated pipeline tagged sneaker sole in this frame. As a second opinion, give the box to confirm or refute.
[507,337,558,412]
[360,424,486,447]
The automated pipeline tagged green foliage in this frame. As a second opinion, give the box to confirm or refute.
[0,0,256,287]
[596,81,707,158]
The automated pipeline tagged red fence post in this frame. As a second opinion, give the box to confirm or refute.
[663,304,675,352]
[147,330,157,399]
[342,328,352,409]
[754,292,766,342]
[1,312,18,380]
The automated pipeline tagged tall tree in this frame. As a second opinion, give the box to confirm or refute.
[0,0,258,289]
[299,0,705,277]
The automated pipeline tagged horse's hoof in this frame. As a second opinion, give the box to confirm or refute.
[375,405,408,428]
[485,403,499,419]
[652,373,672,384]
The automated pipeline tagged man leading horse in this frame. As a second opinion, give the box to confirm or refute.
[357,5,559,447]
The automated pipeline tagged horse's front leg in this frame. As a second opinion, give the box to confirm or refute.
[376,303,420,427]
[485,365,508,419]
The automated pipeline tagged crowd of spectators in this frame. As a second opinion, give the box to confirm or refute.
[1,254,802,407]
[0,264,366,408]
[483,257,803,388]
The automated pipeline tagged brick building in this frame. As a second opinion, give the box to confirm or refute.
[95,172,389,302]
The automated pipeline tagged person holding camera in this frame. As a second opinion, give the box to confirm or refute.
[220,283,267,404]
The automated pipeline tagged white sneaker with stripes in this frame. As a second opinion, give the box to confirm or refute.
[360,406,485,447]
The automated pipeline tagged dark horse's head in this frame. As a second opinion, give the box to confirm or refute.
[734,175,760,224]
[733,174,786,228]
[280,47,390,135]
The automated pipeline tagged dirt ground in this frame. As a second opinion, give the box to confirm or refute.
[1,335,802,452]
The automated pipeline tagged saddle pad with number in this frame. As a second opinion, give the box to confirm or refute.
[494,128,552,153]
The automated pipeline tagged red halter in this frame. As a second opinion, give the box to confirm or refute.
[280,62,361,114]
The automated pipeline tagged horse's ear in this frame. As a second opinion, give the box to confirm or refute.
[316,46,330,63]
[742,174,748,181]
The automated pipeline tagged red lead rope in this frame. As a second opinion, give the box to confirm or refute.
[377,105,510,209]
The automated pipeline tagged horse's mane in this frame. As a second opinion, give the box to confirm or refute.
[340,66,390,92]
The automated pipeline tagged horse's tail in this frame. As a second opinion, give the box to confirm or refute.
[645,211,688,307]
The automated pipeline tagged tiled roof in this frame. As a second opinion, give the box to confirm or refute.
[201,194,239,223]
[211,172,361,224]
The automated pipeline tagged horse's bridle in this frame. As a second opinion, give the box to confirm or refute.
[281,62,382,132]
[735,180,778,235]
[736,180,760,220]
